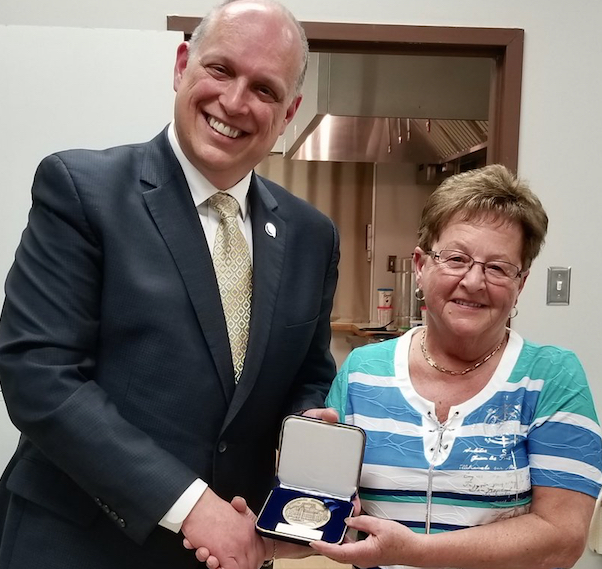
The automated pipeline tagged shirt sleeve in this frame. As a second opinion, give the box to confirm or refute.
[527,347,602,498]
[159,478,208,533]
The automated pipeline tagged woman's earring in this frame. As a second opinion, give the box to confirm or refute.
[509,306,518,319]
[415,288,425,301]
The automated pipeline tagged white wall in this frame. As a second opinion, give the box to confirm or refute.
[2,2,602,567]
[0,25,181,469]
[0,391,18,468]
[0,25,181,294]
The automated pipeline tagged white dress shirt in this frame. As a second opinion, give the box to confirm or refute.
[159,122,254,532]
[168,122,253,259]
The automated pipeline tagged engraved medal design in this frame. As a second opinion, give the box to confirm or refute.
[282,497,331,528]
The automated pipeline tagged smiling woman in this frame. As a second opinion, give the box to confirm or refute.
[314,164,602,569]
[416,214,525,360]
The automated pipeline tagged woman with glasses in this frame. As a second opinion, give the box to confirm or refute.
[312,164,602,569]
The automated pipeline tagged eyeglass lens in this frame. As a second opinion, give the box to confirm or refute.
[433,250,520,281]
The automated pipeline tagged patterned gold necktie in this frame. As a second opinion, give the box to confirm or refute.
[209,192,252,383]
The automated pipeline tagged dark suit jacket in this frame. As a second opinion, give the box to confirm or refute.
[0,128,339,568]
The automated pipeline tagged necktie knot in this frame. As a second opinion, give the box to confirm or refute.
[209,192,240,219]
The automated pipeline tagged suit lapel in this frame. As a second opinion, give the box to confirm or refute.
[140,131,236,403]
[223,174,287,427]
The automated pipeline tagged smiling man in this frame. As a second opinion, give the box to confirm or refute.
[173,0,304,190]
[0,2,340,569]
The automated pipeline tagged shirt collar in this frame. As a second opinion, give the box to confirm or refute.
[167,122,252,219]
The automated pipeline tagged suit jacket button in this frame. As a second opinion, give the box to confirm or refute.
[102,505,110,514]
[109,511,118,521]
[94,498,103,506]
[218,441,228,453]
[118,518,126,528]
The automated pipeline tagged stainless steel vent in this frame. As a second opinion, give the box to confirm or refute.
[275,53,492,164]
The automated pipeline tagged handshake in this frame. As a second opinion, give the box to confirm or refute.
[180,408,341,569]
[182,491,286,569]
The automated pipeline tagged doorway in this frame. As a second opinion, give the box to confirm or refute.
[166,17,524,358]
[167,18,523,171]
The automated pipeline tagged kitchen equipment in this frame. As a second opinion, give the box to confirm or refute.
[393,257,414,329]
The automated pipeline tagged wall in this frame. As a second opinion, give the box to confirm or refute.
[0,25,181,469]
[4,2,600,367]
[371,163,433,323]
[0,25,180,295]
[0,391,17,469]
[1,2,602,567]
[256,157,373,324]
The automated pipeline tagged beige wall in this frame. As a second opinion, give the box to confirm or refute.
[371,162,434,324]
[256,157,373,324]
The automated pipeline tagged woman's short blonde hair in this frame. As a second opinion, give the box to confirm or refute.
[417,164,548,271]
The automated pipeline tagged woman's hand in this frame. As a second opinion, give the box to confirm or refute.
[313,487,596,569]
[310,515,418,568]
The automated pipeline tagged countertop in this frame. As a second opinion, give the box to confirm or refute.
[330,321,402,338]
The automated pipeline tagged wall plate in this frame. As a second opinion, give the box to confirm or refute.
[547,267,571,305]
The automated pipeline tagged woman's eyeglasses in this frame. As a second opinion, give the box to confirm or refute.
[427,249,522,284]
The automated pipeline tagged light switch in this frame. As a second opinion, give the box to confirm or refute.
[387,255,397,272]
[547,267,571,305]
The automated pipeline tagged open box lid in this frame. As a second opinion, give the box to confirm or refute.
[277,415,366,500]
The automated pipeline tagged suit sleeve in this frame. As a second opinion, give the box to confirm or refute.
[282,219,340,415]
[0,154,198,544]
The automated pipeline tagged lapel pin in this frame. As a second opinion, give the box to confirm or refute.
[265,222,277,238]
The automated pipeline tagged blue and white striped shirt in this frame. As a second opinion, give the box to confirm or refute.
[327,328,602,549]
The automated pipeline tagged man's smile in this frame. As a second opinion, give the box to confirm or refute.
[207,115,243,139]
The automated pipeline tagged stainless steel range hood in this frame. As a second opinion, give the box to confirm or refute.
[274,52,492,165]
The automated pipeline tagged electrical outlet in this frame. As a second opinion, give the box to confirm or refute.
[387,255,397,272]
[547,267,571,305]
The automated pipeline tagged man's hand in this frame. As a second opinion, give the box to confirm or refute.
[230,496,315,560]
[192,496,317,567]
[181,488,267,569]
[301,407,338,423]
[189,546,220,569]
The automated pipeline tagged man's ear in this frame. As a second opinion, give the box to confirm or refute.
[279,95,302,136]
[173,42,190,92]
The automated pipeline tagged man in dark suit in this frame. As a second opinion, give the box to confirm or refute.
[0,1,339,568]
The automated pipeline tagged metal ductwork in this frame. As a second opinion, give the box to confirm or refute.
[274,52,492,167]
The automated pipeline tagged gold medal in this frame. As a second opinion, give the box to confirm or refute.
[282,497,331,529]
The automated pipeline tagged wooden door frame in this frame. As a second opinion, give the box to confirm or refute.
[167,17,523,172]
